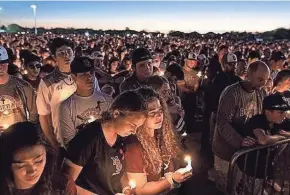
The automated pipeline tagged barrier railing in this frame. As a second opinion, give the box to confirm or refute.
[227,138,290,195]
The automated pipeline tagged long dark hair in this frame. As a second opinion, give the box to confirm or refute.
[101,90,147,122]
[0,122,57,195]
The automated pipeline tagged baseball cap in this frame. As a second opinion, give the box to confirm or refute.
[70,57,94,74]
[222,53,237,66]
[0,46,9,64]
[131,48,152,65]
[270,51,286,61]
[263,93,290,111]
[186,52,197,60]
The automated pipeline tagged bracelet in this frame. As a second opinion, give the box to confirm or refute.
[164,172,181,189]
[122,186,131,194]
[171,174,181,189]
[164,172,174,186]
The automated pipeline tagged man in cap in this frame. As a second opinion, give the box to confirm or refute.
[182,52,200,93]
[58,57,112,147]
[237,93,290,194]
[120,48,153,92]
[0,46,37,132]
[22,51,42,90]
[204,53,241,157]
[269,51,286,79]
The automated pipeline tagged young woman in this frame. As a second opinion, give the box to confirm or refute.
[146,75,186,135]
[125,87,192,195]
[62,90,147,195]
[0,121,77,195]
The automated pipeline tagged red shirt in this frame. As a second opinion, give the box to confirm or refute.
[125,136,174,182]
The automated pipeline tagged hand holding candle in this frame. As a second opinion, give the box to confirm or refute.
[177,155,192,174]
[129,180,136,195]
[129,180,136,189]
[0,124,8,132]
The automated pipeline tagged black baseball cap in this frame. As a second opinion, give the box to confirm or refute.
[131,48,152,66]
[70,57,94,74]
[270,51,286,61]
[263,93,290,111]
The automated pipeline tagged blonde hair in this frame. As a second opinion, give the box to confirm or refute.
[135,87,181,174]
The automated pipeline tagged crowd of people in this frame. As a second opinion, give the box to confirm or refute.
[0,32,290,195]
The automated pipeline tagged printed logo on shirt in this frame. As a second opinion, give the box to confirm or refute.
[78,101,106,123]
[111,156,122,176]
[0,95,23,115]
[242,101,258,121]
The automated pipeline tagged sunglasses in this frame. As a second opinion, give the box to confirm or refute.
[28,63,41,69]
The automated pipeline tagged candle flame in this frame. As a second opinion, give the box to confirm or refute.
[3,110,9,115]
[129,180,136,189]
[184,155,191,162]
[2,124,8,130]
[87,115,95,123]
[197,71,202,77]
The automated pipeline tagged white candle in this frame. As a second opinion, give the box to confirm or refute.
[129,180,136,189]
[184,155,192,171]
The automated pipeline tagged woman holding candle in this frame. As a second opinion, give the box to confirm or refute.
[62,90,148,195]
[0,121,77,195]
[124,87,192,195]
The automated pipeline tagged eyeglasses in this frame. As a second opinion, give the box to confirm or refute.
[28,63,41,69]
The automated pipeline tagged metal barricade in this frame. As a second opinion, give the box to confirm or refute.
[227,138,290,195]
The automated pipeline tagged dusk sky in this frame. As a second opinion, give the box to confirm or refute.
[1,1,290,33]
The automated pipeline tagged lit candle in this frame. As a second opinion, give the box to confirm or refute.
[0,124,8,131]
[184,155,192,171]
[129,180,136,189]
[197,71,202,78]
[181,132,187,137]
[87,115,95,123]
[177,155,192,174]
[158,71,165,76]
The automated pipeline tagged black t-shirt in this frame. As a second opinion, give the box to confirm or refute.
[66,121,124,195]
[238,114,279,179]
[0,174,76,195]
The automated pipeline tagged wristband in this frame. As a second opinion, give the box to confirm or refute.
[122,186,131,194]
